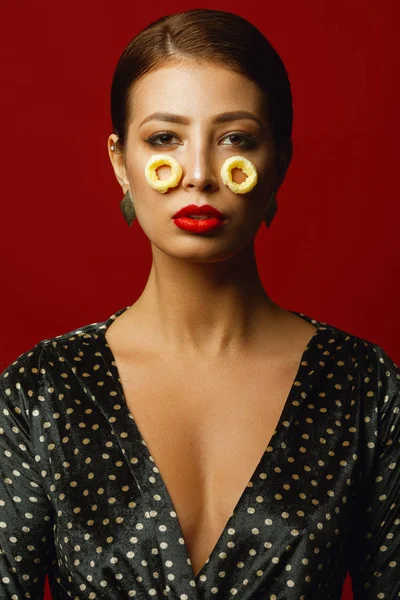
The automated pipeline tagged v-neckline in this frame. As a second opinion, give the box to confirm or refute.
[95,304,329,584]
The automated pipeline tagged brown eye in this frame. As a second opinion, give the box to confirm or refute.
[221,133,258,149]
[146,133,179,146]
[228,134,242,145]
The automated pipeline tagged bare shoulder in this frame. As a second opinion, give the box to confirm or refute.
[106,304,317,359]
[247,306,319,361]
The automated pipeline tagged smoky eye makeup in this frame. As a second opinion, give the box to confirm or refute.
[144,131,260,150]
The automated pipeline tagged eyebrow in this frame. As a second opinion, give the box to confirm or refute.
[139,110,265,129]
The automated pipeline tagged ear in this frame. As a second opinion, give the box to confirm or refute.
[275,138,293,190]
[107,134,129,192]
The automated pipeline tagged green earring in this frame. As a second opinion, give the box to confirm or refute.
[264,191,277,228]
[120,189,136,227]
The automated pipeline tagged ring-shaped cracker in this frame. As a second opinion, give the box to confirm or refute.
[144,154,183,193]
[220,155,258,194]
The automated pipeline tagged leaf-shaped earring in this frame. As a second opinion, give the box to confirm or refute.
[264,191,278,228]
[120,189,136,227]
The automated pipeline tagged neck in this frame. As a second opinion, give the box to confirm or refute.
[128,240,282,360]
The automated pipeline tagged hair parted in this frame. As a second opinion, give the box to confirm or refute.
[110,8,293,156]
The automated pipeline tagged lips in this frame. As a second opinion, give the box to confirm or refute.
[172,204,225,220]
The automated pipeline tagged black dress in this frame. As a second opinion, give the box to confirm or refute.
[0,305,399,599]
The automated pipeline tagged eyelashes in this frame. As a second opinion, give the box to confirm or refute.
[145,132,259,150]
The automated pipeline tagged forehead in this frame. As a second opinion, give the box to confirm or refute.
[129,61,267,123]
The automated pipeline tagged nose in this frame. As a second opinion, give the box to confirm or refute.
[180,145,218,193]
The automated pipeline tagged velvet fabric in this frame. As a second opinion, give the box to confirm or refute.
[0,305,399,599]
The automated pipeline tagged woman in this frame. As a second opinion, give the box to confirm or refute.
[0,8,399,600]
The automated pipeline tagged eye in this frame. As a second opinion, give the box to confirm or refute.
[145,132,179,146]
[220,133,259,150]
[144,131,259,149]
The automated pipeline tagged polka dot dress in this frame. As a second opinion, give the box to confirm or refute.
[0,305,399,599]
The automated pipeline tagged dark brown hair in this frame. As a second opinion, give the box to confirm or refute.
[110,8,293,158]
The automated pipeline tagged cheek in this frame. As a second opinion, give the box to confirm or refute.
[126,152,273,197]
[155,165,172,180]
[125,152,140,181]
[231,168,248,184]
[127,155,172,187]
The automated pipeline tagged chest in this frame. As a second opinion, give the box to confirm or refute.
[112,352,302,577]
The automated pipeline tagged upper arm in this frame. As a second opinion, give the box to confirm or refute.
[348,343,400,598]
[0,342,55,598]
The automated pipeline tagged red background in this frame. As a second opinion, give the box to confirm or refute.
[1,1,398,598]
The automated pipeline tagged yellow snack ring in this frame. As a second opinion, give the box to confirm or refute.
[144,154,183,193]
[220,155,258,194]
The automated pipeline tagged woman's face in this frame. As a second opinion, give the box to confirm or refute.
[109,60,291,261]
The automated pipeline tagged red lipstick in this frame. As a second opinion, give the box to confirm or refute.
[172,204,225,233]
